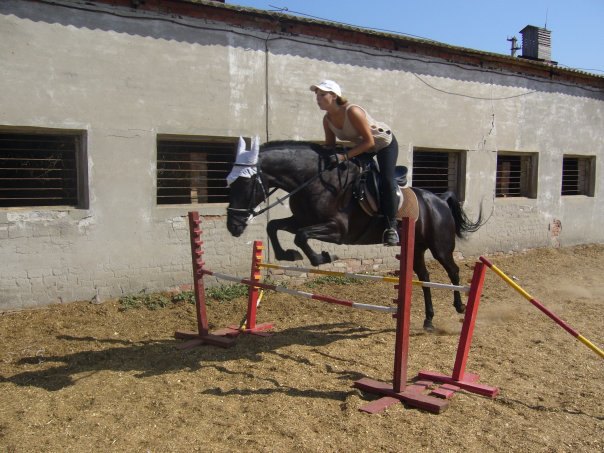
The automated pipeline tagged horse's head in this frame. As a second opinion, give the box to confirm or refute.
[226,136,265,237]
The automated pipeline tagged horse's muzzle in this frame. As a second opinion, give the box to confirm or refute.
[227,223,243,237]
[226,212,248,237]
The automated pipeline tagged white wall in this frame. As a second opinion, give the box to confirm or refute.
[1,0,602,310]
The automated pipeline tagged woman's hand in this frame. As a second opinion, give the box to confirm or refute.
[323,152,348,171]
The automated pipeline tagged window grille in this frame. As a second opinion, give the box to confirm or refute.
[157,138,236,205]
[412,150,461,196]
[496,153,537,198]
[0,132,81,208]
[561,156,595,196]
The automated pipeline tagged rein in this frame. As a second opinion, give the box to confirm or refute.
[227,161,332,219]
[253,172,323,216]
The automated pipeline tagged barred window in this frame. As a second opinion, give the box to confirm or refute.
[496,153,538,198]
[0,131,85,208]
[157,137,237,205]
[412,149,464,198]
[561,156,595,196]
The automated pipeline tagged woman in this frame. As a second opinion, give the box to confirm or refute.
[310,79,400,246]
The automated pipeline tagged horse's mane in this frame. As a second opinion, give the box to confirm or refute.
[260,140,324,154]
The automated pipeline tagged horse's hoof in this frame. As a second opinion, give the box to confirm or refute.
[321,251,334,262]
[281,250,303,261]
[423,320,434,331]
[309,251,334,266]
[455,304,466,314]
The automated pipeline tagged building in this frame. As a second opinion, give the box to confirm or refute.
[1,0,602,310]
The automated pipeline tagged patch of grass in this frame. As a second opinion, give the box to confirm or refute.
[303,275,364,289]
[118,284,250,311]
[145,294,171,310]
[172,291,195,305]
[116,273,363,311]
[260,276,282,288]
[206,283,248,301]
[118,294,143,311]
[118,292,176,311]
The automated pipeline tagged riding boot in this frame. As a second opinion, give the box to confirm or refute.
[381,185,400,246]
[382,217,399,246]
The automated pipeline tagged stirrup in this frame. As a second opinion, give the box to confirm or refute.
[382,228,399,246]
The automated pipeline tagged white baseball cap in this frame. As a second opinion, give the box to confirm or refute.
[309,80,342,97]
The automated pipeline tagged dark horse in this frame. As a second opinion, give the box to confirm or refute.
[226,141,483,330]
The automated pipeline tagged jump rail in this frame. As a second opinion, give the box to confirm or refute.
[258,262,470,293]
[480,256,604,360]
[201,269,398,314]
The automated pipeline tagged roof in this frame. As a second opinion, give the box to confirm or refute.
[90,0,604,89]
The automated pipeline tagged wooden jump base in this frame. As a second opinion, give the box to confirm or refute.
[173,212,236,350]
[175,212,499,414]
[351,218,498,414]
[414,261,500,399]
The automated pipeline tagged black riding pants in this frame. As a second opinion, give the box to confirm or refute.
[375,135,399,229]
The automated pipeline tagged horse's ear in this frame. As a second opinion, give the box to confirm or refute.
[236,136,246,157]
[250,135,260,163]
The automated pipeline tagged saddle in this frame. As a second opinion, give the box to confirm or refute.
[351,156,419,221]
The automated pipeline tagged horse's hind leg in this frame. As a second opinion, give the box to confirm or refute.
[413,250,435,331]
[432,249,465,314]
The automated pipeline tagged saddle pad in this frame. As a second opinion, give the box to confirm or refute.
[397,187,419,222]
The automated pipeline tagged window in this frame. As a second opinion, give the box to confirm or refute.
[0,131,86,208]
[561,156,595,196]
[495,152,538,198]
[157,137,237,205]
[412,149,464,198]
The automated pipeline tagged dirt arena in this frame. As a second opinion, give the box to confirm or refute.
[1,244,603,452]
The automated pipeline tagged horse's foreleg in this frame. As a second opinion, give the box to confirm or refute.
[267,217,303,261]
[414,250,435,331]
[294,221,343,266]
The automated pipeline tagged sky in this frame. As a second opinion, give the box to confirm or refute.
[227,0,604,75]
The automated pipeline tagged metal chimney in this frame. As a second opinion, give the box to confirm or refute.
[507,36,520,57]
[519,25,552,62]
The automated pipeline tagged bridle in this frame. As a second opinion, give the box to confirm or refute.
[226,164,273,225]
[226,161,328,224]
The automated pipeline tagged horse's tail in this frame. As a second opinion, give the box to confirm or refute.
[440,191,484,238]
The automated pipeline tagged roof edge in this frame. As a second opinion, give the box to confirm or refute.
[50,0,604,89]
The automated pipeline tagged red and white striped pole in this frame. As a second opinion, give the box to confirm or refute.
[201,268,398,314]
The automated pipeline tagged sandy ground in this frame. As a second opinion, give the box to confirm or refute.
[1,244,603,452]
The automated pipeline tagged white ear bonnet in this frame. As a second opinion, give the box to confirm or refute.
[226,136,260,187]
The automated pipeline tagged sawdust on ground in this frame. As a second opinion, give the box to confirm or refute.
[1,244,603,452]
